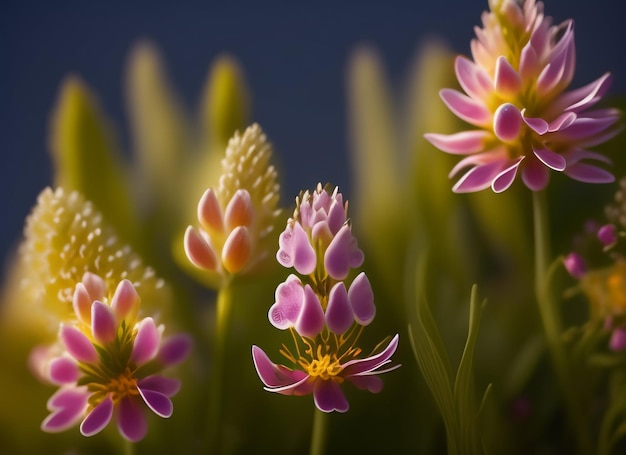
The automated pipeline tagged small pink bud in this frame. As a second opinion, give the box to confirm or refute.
[597,224,617,248]
[493,103,523,142]
[197,188,224,234]
[224,189,254,230]
[563,252,586,279]
[222,226,252,274]
[184,226,218,271]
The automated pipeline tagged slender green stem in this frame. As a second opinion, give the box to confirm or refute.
[532,190,590,453]
[123,439,135,455]
[207,279,234,454]
[310,407,328,455]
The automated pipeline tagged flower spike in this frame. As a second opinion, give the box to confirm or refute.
[425,0,621,193]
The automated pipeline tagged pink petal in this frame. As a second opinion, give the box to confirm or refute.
[454,56,492,100]
[452,160,506,193]
[295,285,325,338]
[342,334,400,377]
[347,272,376,326]
[563,149,612,165]
[276,223,316,275]
[493,103,523,142]
[424,131,491,155]
[548,112,577,132]
[80,395,113,437]
[158,334,192,367]
[72,283,92,325]
[521,156,550,191]
[548,72,612,115]
[563,252,587,279]
[61,325,98,364]
[251,345,309,390]
[325,282,353,335]
[131,318,160,365]
[522,111,549,135]
[197,188,224,233]
[492,158,524,193]
[92,301,116,345]
[184,226,218,272]
[440,89,491,127]
[519,43,539,82]
[117,397,147,442]
[138,375,181,397]
[110,279,140,324]
[564,163,615,184]
[313,380,349,413]
[268,274,304,330]
[326,199,346,235]
[81,272,106,301]
[224,189,254,230]
[494,56,522,98]
[49,356,79,385]
[346,374,384,393]
[41,388,89,433]
[557,115,620,141]
[533,147,566,171]
[325,225,360,280]
[138,387,173,418]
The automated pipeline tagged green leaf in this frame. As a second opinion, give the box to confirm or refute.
[49,76,137,246]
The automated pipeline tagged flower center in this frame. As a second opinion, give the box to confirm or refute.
[302,351,343,381]
[107,367,139,402]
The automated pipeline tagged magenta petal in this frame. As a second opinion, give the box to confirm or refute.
[92,301,116,345]
[563,252,587,279]
[326,200,346,235]
[80,395,113,437]
[563,149,612,165]
[533,147,566,171]
[269,274,304,329]
[492,158,523,193]
[494,56,522,97]
[522,112,549,135]
[324,225,357,280]
[440,89,491,126]
[347,272,376,326]
[117,397,147,442]
[347,374,384,393]
[49,356,79,385]
[41,388,89,433]
[519,43,538,82]
[61,325,98,363]
[565,163,615,184]
[252,345,308,389]
[295,285,325,338]
[139,376,181,397]
[131,318,160,365]
[313,380,349,413]
[521,156,550,191]
[138,387,173,418]
[424,130,491,155]
[610,328,626,351]
[326,282,353,334]
[493,103,522,142]
[278,222,316,275]
[548,112,577,132]
[455,56,492,100]
[158,334,192,366]
[549,72,612,114]
[452,160,505,193]
[342,334,400,376]
[110,279,140,323]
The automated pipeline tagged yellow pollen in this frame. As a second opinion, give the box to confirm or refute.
[107,367,139,402]
[301,347,344,382]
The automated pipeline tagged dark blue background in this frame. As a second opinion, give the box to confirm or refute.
[2,0,624,267]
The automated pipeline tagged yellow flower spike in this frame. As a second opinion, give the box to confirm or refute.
[13,187,168,331]
[50,76,138,247]
[221,226,252,274]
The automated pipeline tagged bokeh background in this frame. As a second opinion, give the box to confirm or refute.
[2,0,625,264]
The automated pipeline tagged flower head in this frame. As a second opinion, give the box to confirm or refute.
[425,0,621,193]
[253,184,398,412]
[184,123,281,280]
[39,274,191,441]
[16,187,165,329]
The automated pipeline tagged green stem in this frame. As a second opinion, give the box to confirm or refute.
[309,407,328,455]
[123,439,135,455]
[207,279,235,454]
[532,190,590,454]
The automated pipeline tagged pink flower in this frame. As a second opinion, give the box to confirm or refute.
[425,0,621,193]
[40,275,191,442]
[252,334,399,413]
[276,183,364,280]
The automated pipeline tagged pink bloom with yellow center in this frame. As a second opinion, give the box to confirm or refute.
[425,0,621,193]
[40,274,191,442]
